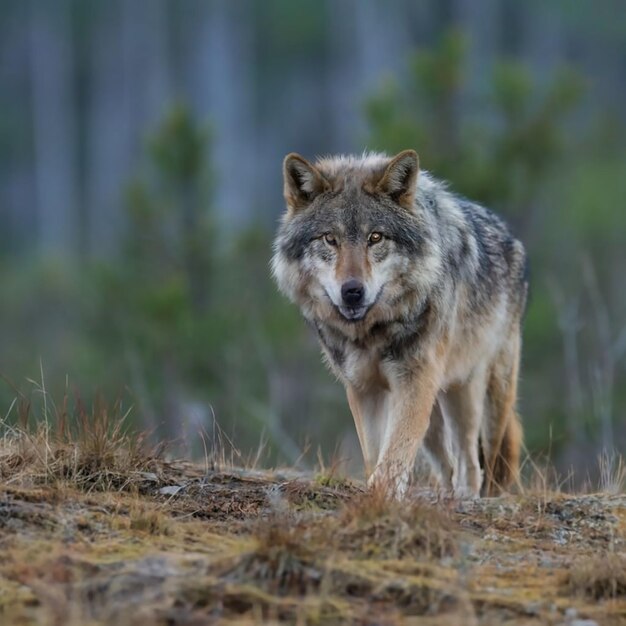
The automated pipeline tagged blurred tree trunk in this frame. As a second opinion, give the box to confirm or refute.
[87,0,171,258]
[0,3,36,252]
[499,0,524,57]
[190,0,255,228]
[455,0,498,118]
[29,0,78,256]
[327,0,409,152]
[86,0,131,258]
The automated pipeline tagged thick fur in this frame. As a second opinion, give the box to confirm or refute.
[272,150,528,497]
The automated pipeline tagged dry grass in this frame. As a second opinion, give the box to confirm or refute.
[564,552,626,600]
[1,388,165,492]
[128,502,173,535]
[336,487,458,560]
[1,386,625,625]
[598,450,626,494]
[229,515,326,596]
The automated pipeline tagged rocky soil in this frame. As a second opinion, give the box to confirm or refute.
[1,458,625,625]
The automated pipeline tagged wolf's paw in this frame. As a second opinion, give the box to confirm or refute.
[452,485,481,500]
[367,467,410,500]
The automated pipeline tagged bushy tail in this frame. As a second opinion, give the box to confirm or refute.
[481,333,523,497]
[483,411,522,496]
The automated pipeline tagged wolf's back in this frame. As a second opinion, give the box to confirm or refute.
[418,174,528,320]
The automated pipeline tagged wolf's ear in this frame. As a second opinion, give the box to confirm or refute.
[283,153,329,212]
[376,150,419,210]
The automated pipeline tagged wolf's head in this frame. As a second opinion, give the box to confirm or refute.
[272,151,442,332]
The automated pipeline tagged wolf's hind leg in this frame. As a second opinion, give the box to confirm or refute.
[422,399,456,491]
[440,366,488,498]
[481,331,523,496]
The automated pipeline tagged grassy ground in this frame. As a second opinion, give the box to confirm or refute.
[0,403,625,625]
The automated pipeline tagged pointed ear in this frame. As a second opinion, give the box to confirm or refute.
[376,150,419,210]
[283,153,329,212]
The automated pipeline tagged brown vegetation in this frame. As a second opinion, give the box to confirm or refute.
[564,553,626,601]
[1,403,625,625]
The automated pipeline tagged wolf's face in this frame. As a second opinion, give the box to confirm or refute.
[272,151,441,331]
[285,193,416,323]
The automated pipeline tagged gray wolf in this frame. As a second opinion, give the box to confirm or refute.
[272,150,528,498]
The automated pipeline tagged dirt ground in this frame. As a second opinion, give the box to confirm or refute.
[0,457,625,626]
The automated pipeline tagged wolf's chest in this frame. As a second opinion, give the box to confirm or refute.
[338,345,389,390]
[316,317,428,391]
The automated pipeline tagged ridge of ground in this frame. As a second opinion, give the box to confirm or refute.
[1,455,625,626]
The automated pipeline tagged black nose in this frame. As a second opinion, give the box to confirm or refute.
[341,279,365,307]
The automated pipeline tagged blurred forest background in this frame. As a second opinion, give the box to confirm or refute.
[1,0,625,481]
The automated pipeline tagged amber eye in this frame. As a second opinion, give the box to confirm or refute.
[368,232,383,244]
[324,233,337,246]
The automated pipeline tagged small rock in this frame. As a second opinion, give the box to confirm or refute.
[564,608,578,619]
[266,484,289,513]
[570,620,598,626]
[158,485,183,496]
[525,601,541,615]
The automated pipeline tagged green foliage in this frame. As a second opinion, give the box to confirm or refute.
[85,104,333,458]
[3,21,625,472]
[97,106,213,366]
[150,104,207,182]
[0,102,345,464]
[365,30,583,216]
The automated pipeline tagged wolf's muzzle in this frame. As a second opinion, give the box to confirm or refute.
[341,279,365,307]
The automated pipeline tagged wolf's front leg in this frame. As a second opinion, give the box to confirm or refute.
[368,368,441,498]
[346,385,387,478]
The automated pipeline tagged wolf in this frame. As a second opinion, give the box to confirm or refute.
[271,150,528,498]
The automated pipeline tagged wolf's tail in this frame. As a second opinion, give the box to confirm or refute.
[483,412,522,496]
[481,333,523,497]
